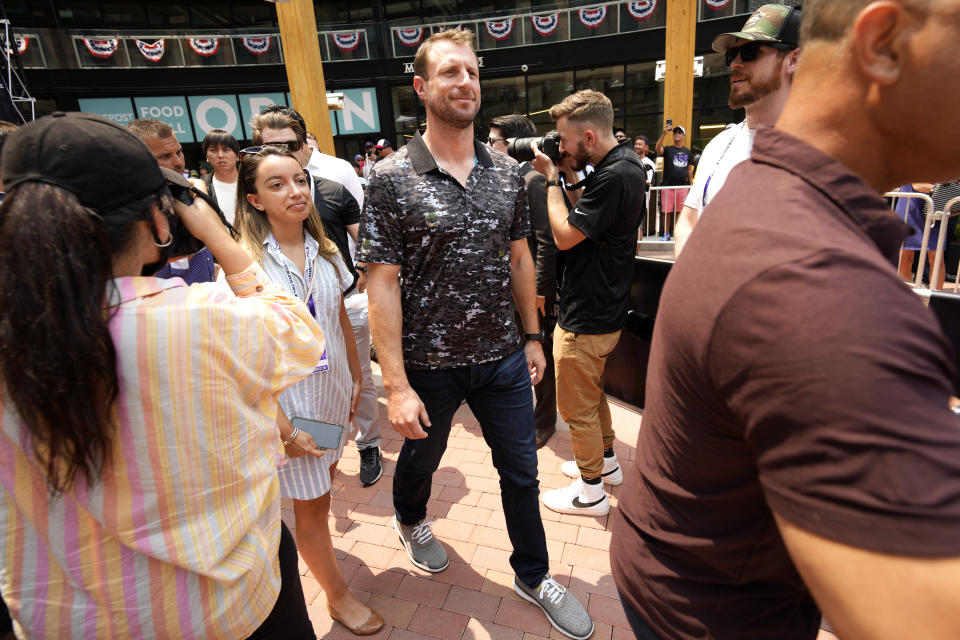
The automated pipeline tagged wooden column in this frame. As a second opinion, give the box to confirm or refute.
[274,0,335,154]
[663,0,697,137]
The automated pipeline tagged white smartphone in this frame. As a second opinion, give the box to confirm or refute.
[291,417,344,451]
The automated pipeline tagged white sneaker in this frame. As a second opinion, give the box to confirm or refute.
[542,478,610,516]
[560,457,623,486]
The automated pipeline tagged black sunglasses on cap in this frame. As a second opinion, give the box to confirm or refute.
[240,139,303,156]
[724,41,794,66]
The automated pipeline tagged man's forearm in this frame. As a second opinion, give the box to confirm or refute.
[366,270,409,392]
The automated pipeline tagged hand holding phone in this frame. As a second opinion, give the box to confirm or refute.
[291,417,344,452]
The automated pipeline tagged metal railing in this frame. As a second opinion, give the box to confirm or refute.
[641,185,690,241]
[885,190,960,291]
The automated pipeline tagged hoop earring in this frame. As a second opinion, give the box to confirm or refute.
[153,232,173,248]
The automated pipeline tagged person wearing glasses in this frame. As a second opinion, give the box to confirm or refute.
[673,4,801,257]
[0,113,325,639]
[232,143,383,635]
[255,108,385,489]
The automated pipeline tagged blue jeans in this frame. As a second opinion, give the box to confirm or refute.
[394,348,549,588]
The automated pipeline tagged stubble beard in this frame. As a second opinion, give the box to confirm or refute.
[728,64,783,110]
[426,88,479,130]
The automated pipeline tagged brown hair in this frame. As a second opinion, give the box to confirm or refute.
[413,28,475,79]
[548,90,614,130]
[126,118,175,141]
[233,146,339,271]
[250,111,307,146]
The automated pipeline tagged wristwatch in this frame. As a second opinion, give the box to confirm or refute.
[545,179,562,188]
[524,330,545,342]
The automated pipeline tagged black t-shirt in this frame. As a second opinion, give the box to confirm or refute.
[311,173,360,284]
[559,145,646,334]
[662,145,692,186]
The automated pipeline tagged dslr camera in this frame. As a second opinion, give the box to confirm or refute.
[506,130,561,164]
[160,167,237,258]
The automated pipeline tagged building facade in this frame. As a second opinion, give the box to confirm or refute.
[6,0,800,166]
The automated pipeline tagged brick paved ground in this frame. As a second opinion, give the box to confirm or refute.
[283,365,641,640]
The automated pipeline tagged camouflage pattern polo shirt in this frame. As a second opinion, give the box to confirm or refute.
[358,131,530,369]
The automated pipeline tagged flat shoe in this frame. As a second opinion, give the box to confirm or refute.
[327,602,384,636]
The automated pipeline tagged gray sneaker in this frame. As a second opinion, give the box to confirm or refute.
[514,575,594,640]
[393,516,448,573]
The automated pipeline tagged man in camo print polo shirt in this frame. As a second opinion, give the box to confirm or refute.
[359,28,594,640]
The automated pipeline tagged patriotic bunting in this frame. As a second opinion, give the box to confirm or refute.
[578,6,608,28]
[331,32,361,52]
[395,27,423,47]
[188,38,219,56]
[14,35,28,55]
[704,0,731,8]
[626,0,658,20]
[134,39,165,62]
[241,36,271,55]
[485,19,513,41]
[531,14,559,36]
[82,38,119,58]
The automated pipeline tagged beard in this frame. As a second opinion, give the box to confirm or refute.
[569,140,590,172]
[728,65,783,109]
[425,86,480,130]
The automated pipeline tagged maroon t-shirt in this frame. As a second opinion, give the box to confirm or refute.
[611,127,960,640]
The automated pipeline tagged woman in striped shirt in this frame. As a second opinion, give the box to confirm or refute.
[235,145,383,635]
[0,114,322,638]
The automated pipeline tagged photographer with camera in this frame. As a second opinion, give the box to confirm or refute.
[530,90,646,518]
[0,113,326,638]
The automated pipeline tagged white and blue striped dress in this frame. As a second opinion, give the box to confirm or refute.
[261,231,353,500]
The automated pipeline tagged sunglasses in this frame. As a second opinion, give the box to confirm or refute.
[240,139,303,156]
[487,136,507,145]
[724,41,794,66]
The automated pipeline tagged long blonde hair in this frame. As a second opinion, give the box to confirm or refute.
[234,145,340,273]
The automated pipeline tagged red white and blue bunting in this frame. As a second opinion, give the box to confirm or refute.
[627,0,658,20]
[14,35,28,55]
[331,31,360,52]
[531,14,559,36]
[188,38,219,56]
[395,27,424,47]
[485,19,513,41]
[578,7,608,28]
[241,36,271,55]
[82,38,119,58]
[134,39,165,62]
[704,0,731,8]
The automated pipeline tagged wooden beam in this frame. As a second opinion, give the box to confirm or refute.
[663,0,697,139]
[274,0,335,155]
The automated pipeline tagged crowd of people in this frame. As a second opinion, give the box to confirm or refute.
[3,1,960,639]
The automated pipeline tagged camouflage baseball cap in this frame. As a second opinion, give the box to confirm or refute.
[712,4,801,54]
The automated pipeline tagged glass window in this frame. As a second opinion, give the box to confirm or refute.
[479,75,526,125]
[392,83,424,136]
[575,66,624,121]
[624,61,661,143]
[699,0,740,21]
[101,3,146,25]
[127,38,185,68]
[148,5,190,26]
[189,4,233,27]
[57,3,102,26]
[526,71,573,129]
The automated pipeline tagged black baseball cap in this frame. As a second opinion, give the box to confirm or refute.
[2,111,172,211]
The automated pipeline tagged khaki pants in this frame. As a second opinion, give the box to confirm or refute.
[553,327,621,478]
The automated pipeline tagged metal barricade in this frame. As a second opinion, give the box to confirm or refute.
[643,185,691,242]
[885,190,935,289]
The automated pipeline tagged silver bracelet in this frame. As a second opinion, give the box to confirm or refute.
[282,426,300,447]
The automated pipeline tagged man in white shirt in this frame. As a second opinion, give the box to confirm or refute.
[674,4,801,257]
[201,129,239,225]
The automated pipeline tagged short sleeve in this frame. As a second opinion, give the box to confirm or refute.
[357,169,403,265]
[709,250,960,556]
[684,161,707,212]
[510,169,531,242]
[567,170,624,240]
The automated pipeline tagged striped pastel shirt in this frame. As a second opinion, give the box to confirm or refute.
[0,263,324,639]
